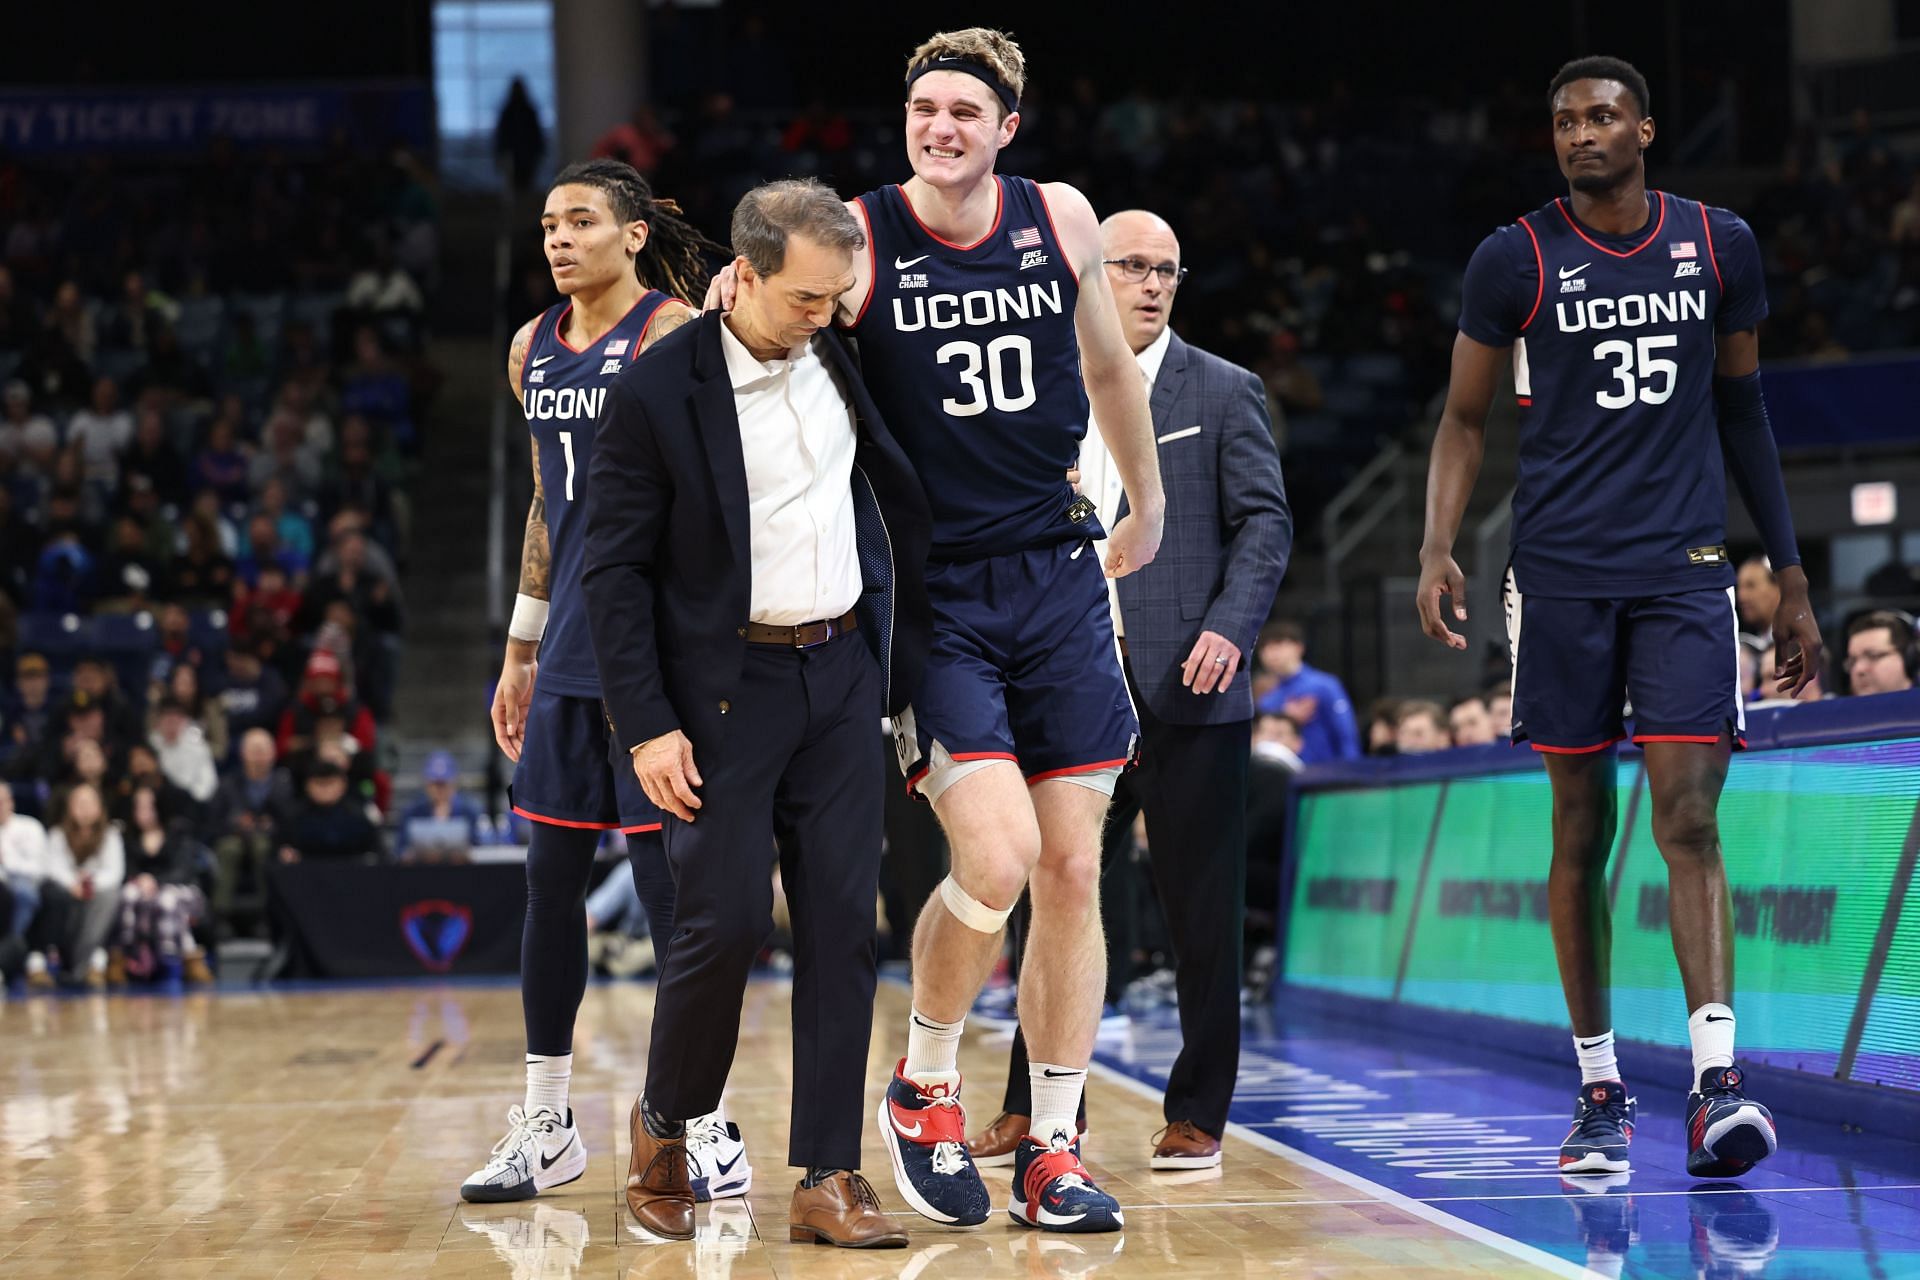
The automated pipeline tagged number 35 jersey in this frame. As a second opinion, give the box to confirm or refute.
[849,176,1092,561]
[520,289,671,696]
[1458,191,1768,598]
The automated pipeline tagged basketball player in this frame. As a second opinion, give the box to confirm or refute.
[1416,57,1821,1180]
[849,29,1163,1233]
[705,31,1164,1232]
[460,159,750,1202]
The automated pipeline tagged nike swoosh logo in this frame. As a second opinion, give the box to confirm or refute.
[531,355,556,367]
[1558,264,1590,280]
[539,1137,575,1169]
[894,255,931,270]
[716,1153,741,1175]
[890,1114,924,1139]
[1704,1015,1732,1023]
[1579,1039,1609,1049]
[1041,1069,1081,1078]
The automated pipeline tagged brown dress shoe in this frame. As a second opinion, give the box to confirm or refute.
[965,1111,1028,1168]
[1151,1119,1222,1170]
[788,1172,908,1248]
[625,1098,695,1240]
[181,953,214,985]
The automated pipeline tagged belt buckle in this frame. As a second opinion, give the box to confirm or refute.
[795,618,834,649]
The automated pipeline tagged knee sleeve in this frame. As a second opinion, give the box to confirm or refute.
[939,874,1015,934]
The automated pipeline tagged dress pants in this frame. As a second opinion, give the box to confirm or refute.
[645,631,883,1171]
[1002,658,1250,1137]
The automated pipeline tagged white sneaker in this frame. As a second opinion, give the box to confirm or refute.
[460,1105,586,1202]
[686,1109,752,1201]
[460,1202,590,1280]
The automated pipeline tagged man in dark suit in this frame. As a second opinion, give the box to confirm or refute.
[582,179,930,1248]
[968,208,1292,1172]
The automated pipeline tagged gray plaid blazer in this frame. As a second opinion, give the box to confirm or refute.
[1113,332,1292,726]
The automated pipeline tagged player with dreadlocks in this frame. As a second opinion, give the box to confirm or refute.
[459,159,746,1204]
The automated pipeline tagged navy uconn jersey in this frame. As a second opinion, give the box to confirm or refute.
[1458,191,1767,597]
[522,290,672,695]
[849,176,1092,560]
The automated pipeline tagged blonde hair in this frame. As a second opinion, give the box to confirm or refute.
[906,28,1027,115]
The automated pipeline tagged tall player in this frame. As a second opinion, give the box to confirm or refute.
[852,29,1162,1233]
[460,160,745,1203]
[1416,58,1822,1179]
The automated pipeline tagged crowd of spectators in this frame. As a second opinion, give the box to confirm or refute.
[0,148,441,989]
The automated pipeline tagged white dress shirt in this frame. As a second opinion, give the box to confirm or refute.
[720,320,863,626]
[1079,324,1173,637]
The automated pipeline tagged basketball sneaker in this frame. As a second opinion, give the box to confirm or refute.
[1559,1080,1635,1174]
[879,1060,991,1225]
[1559,1172,1637,1274]
[1688,1187,1779,1277]
[686,1108,752,1201]
[1009,1133,1123,1233]
[1686,1064,1777,1178]
[459,1105,586,1202]
[460,1202,590,1279]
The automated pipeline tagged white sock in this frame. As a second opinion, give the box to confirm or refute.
[524,1053,572,1117]
[1573,1030,1620,1084]
[1687,1004,1735,1085]
[904,1008,964,1089]
[1028,1063,1086,1146]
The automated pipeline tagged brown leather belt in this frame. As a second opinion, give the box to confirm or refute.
[744,610,858,649]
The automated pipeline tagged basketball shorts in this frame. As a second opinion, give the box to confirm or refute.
[1504,570,1745,753]
[894,539,1138,801]
[510,687,663,832]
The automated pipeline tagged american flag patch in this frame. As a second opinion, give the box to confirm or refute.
[603,338,630,355]
[1669,242,1696,260]
[1010,226,1042,249]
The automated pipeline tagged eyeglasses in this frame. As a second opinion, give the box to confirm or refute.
[1847,649,1900,667]
[1102,257,1188,288]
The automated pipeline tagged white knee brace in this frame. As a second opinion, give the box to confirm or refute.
[938,875,1014,933]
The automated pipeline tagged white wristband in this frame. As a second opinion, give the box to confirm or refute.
[508,593,550,643]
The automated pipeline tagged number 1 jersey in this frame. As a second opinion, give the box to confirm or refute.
[1458,190,1768,598]
[849,176,1092,562]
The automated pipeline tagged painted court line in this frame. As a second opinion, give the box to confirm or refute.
[1087,1058,1596,1280]
[1110,1184,1920,1212]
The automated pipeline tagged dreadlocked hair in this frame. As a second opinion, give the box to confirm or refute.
[549,158,725,304]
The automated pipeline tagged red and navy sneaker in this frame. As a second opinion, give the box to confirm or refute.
[1009,1132,1123,1233]
[877,1060,990,1226]
[1686,1064,1777,1179]
[1559,1080,1636,1174]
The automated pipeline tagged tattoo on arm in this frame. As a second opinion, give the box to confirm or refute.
[507,318,536,407]
[519,434,552,600]
[642,302,696,350]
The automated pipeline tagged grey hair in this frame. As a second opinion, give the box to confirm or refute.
[730,178,864,277]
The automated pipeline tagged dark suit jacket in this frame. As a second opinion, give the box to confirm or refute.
[1114,332,1292,725]
[583,311,932,753]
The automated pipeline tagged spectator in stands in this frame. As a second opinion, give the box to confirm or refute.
[149,698,219,808]
[394,750,483,863]
[150,604,204,686]
[233,561,303,652]
[253,477,316,575]
[1736,556,1780,646]
[0,265,35,354]
[123,407,190,512]
[1254,621,1361,763]
[1261,330,1323,417]
[1365,698,1402,755]
[0,782,49,957]
[1394,700,1450,754]
[1250,711,1306,772]
[250,410,323,506]
[593,104,675,177]
[238,513,308,587]
[133,323,212,408]
[212,727,294,931]
[66,376,133,490]
[279,758,379,863]
[43,782,124,986]
[217,645,289,749]
[94,514,165,613]
[99,270,170,353]
[494,77,547,193]
[190,417,252,507]
[111,783,213,985]
[30,516,93,615]
[17,417,58,517]
[167,507,237,608]
[1844,611,1916,697]
[1484,686,1513,739]
[3,653,56,778]
[0,481,34,603]
[2,379,55,459]
[1448,694,1496,747]
[151,663,228,765]
[339,327,415,452]
[111,740,199,833]
[322,418,399,548]
[220,311,272,386]
[278,649,377,759]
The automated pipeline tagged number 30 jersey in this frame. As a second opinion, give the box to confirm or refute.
[1458,191,1768,598]
[520,289,671,696]
[849,176,1092,561]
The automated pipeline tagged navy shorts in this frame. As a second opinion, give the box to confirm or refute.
[895,540,1138,790]
[510,687,662,832]
[1504,571,1745,754]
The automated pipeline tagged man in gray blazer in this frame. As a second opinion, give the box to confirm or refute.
[968,209,1292,1171]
